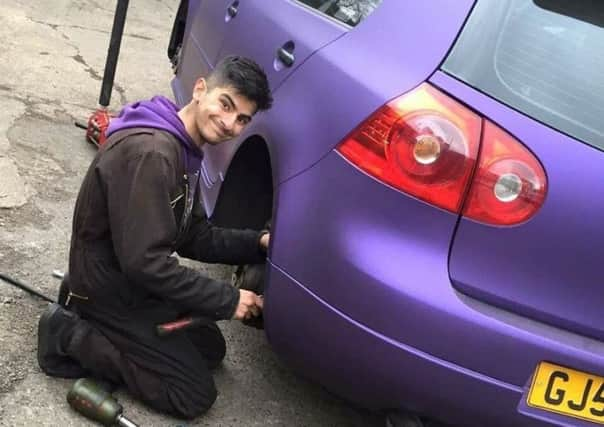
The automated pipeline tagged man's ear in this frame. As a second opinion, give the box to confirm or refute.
[192,78,207,102]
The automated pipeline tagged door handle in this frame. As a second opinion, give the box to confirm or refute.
[227,1,238,19]
[276,42,295,67]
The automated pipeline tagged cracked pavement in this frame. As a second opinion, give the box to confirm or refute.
[0,1,382,426]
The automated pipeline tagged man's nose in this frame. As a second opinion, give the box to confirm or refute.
[223,112,237,130]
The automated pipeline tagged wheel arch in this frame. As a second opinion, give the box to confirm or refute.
[210,135,274,230]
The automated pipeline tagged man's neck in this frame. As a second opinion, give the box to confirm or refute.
[177,104,205,148]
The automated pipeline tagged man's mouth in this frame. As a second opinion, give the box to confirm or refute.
[212,120,228,139]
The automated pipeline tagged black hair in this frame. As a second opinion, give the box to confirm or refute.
[207,55,273,111]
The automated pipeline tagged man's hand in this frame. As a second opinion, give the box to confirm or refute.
[259,232,270,251]
[233,289,264,320]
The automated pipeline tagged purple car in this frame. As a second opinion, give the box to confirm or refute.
[168,1,604,425]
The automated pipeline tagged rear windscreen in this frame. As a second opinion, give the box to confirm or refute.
[443,0,604,151]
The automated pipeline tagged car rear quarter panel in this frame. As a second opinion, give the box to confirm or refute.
[267,7,604,398]
[262,0,476,184]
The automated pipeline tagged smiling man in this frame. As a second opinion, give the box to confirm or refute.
[36,56,273,419]
[179,72,257,145]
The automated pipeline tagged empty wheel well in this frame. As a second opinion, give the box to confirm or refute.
[210,137,273,230]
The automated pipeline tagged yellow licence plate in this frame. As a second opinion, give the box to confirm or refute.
[528,362,604,424]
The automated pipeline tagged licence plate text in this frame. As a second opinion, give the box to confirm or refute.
[528,362,604,424]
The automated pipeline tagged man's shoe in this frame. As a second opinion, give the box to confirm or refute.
[37,303,88,378]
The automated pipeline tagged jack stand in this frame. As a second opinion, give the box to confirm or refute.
[76,0,130,147]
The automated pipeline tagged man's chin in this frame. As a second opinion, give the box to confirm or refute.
[200,132,228,145]
[205,137,228,146]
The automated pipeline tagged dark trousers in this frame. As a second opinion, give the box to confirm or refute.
[67,300,225,420]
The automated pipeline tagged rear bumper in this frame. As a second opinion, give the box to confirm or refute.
[264,261,597,427]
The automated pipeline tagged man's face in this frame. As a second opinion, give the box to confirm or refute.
[192,78,257,145]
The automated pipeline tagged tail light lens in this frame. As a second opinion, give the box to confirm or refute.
[462,121,547,225]
[337,84,481,213]
[336,83,547,225]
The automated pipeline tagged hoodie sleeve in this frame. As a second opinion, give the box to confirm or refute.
[176,191,266,265]
[104,140,239,319]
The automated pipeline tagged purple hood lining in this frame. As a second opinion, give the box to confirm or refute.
[107,96,202,174]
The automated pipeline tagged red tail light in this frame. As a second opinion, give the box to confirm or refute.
[337,84,481,213]
[336,83,547,225]
[462,121,547,225]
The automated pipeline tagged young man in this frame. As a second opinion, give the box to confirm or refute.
[37,56,273,419]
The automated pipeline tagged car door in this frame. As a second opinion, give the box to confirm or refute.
[198,0,349,214]
[215,0,347,92]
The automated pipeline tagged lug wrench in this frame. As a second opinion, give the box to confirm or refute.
[0,272,54,303]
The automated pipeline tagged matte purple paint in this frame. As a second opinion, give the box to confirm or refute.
[215,1,346,92]
[431,71,604,341]
[270,150,604,390]
[265,262,547,427]
[258,0,476,184]
[171,0,604,425]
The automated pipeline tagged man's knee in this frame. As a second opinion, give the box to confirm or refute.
[143,369,217,420]
[170,381,217,420]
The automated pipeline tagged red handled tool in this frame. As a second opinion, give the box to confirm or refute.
[156,316,213,337]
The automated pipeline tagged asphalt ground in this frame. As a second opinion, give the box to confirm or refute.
[0,1,383,426]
